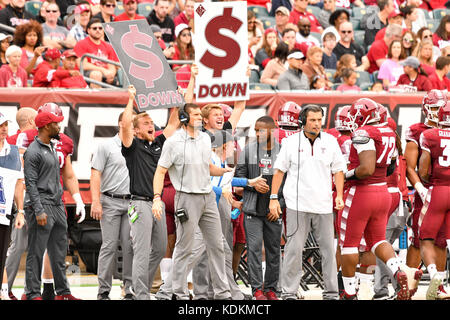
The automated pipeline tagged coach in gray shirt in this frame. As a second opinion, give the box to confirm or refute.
[91,111,134,300]
[152,103,232,300]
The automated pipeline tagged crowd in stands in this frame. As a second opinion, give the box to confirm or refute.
[0,0,449,91]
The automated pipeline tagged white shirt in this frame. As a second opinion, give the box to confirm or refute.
[274,131,346,214]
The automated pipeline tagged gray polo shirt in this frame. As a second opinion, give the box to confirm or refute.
[158,128,212,194]
[91,134,130,195]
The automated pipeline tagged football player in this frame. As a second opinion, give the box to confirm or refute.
[274,101,302,144]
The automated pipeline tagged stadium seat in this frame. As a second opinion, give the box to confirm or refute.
[356,70,371,86]
[249,69,261,83]
[325,69,336,82]
[432,8,450,19]
[352,7,368,18]
[372,70,379,82]
[248,5,270,18]
[249,82,274,90]
[115,2,125,15]
[137,2,154,16]
[426,19,440,32]
[351,18,361,31]
[360,83,372,91]
[260,16,276,29]
[306,5,321,18]
[353,30,365,50]
[419,8,432,19]
[332,82,342,90]
[25,0,42,16]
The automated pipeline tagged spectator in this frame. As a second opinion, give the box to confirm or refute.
[301,46,332,89]
[335,0,365,10]
[432,15,450,50]
[371,81,385,92]
[400,5,419,32]
[336,68,361,92]
[42,2,77,50]
[374,9,404,42]
[428,56,450,90]
[321,32,338,69]
[255,28,279,71]
[248,10,264,57]
[296,18,320,47]
[36,1,52,24]
[332,21,368,69]
[31,48,62,87]
[334,53,357,82]
[74,18,119,88]
[396,56,432,91]
[0,33,12,67]
[289,0,323,33]
[87,0,102,16]
[378,40,406,88]
[361,0,395,47]
[276,49,308,90]
[174,0,194,27]
[413,39,436,76]
[270,0,292,16]
[152,24,175,60]
[147,0,176,44]
[322,8,350,44]
[442,44,450,57]
[0,0,35,33]
[166,0,183,19]
[69,3,92,42]
[282,28,297,51]
[50,49,87,88]
[260,41,289,87]
[274,6,290,40]
[405,0,427,33]
[402,30,418,56]
[317,0,336,29]
[172,23,194,72]
[367,23,403,74]
[417,27,441,60]
[13,21,46,80]
[0,45,28,87]
[92,0,116,23]
[310,74,328,90]
[114,0,146,21]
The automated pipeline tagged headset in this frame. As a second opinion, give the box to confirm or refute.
[179,104,190,125]
[299,104,324,129]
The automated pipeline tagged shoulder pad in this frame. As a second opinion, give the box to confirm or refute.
[352,129,370,144]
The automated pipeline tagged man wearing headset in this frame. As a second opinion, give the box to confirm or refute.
[269,104,346,300]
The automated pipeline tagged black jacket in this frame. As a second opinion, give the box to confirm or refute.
[0,4,35,34]
[147,10,175,43]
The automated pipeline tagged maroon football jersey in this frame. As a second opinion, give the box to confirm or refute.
[348,125,397,185]
[274,127,300,144]
[420,128,450,186]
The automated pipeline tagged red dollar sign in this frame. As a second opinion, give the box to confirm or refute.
[200,7,242,78]
[121,24,164,88]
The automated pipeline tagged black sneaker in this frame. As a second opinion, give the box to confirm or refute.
[98,292,111,300]
[122,294,135,300]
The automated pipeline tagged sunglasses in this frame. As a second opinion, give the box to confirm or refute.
[91,26,103,30]
[423,34,432,38]
[403,38,413,42]
[340,30,352,33]
[155,35,162,39]
[104,3,116,7]
[46,10,58,13]
[180,32,191,37]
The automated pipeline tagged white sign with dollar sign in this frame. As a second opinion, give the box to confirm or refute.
[194,1,249,103]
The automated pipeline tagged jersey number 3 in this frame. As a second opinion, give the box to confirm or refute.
[439,139,450,167]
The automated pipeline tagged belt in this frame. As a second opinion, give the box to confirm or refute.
[130,195,153,202]
[102,192,131,200]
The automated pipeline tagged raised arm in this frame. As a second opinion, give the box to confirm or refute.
[119,85,137,148]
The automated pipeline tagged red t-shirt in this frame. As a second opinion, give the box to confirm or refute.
[428,72,450,90]
[396,73,433,91]
[174,11,189,27]
[0,64,28,87]
[74,37,119,69]
[367,39,388,74]
[50,66,88,88]
[114,12,146,21]
[289,9,322,33]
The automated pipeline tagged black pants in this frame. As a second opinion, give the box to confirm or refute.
[0,224,11,285]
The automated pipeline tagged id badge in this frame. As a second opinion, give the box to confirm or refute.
[128,204,138,223]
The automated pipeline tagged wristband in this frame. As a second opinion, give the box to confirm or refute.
[18,209,24,214]
[345,168,357,180]
[269,194,278,200]
[414,182,425,193]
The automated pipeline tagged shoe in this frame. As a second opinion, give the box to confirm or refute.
[22,295,42,300]
[253,289,267,300]
[31,296,43,300]
[372,293,389,300]
[97,292,110,300]
[436,285,450,300]
[21,293,27,300]
[340,291,357,300]
[394,270,410,300]
[264,290,278,300]
[122,294,135,300]
[55,294,81,300]
[426,274,442,300]
[243,293,253,300]
[296,288,305,300]
[357,280,374,300]
[399,264,422,298]
[8,292,17,300]
[42,290,55,300]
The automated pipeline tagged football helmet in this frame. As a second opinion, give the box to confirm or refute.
[348,98,380,131]
[38,102,63,117]
[422,89,447,124]
[378,103,388,124]
[334,105,351,132]
[277,101,301,128]
[438,101,450,128]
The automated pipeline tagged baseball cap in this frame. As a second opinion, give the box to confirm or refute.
[287,50,305,60]
[150,24,162,34]
[44,48,61,61]
[275,6,290,16]
[399,56,420,69]
[61,49,77,59]
[175,23,190,38]
[123,0,136,4]
[0,33,12,42]
[35,111,64,129]
[210,130,234,148]
[75,4,90,14]
[388,9,402,19]
[0,112,11,126]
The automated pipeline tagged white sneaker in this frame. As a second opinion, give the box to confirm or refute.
[357,280,374,300]
[436,285,450,300]
[399,264,423,298]
[426,274,442,300]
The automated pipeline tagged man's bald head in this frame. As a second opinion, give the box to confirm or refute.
[16,107,37,130]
